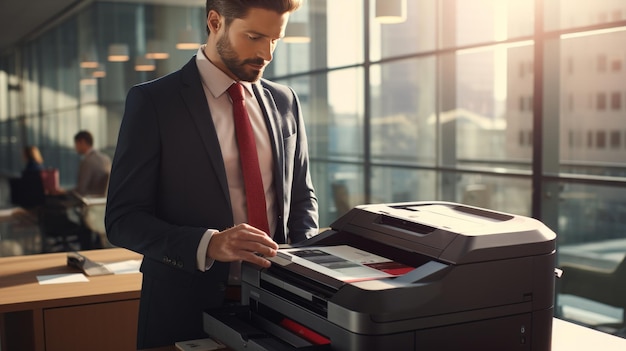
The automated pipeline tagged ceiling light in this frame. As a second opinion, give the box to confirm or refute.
[108,44,130,62]
[92,63,106,78]
[92,70,106,78]
[80,52,99,68]
[176,28,201,50]
[283,22,310,43]
[375,0,407,24]
[145,40,170,60]
[135,56,156,71]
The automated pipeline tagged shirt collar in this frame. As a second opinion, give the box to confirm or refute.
[195,45,254,99]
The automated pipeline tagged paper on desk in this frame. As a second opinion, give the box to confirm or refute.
[37,273,89,285]
[103,259,142,274]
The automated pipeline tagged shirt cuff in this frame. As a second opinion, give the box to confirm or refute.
[197,229,218,271]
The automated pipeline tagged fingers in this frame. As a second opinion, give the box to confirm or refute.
[207,223,279,266]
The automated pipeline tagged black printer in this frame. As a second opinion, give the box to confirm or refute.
[204,202,557,351]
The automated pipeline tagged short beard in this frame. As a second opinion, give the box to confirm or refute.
[216,30,264,82]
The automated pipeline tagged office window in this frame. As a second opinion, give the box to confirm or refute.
[610,130,621,149]
[568,93,574,112]
[370,0,435,61]
[311,162,364,227]
[611,58,623,72]
[450,172,532,216]
[611,91,622,110]
[441,0,533,48]
[546,2,626,30]
[596,131,607,149]
[370,57,436,164]
[447,42,532,165]
[276,69,365,162]
[371,167,436,205]
[272,0,364,74]
[597,92,607,110]
[566,56,574,75]
[597,54,607,73]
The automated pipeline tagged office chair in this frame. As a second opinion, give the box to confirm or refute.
[73,193,112,248]
[38,193,104,253]
[9,170,46,209]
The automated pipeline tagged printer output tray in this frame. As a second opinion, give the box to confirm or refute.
[204,305,332,351]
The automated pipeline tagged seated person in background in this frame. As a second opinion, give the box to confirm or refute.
[22,145,45,172]
[73,130,112,197]
[10,145,46,209]
[54,130,112,198]
[41,132,111,250]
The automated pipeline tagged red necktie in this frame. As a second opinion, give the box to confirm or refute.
[227,83,271,235]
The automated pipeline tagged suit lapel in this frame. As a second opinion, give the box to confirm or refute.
[179,57,231,207]
[253,83,286,243]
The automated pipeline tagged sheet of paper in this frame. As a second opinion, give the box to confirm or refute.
[279,245,414,282]
[104,259,142,274]
[37,273,89,285]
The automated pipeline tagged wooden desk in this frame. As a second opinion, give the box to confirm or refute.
[0,248,143,351]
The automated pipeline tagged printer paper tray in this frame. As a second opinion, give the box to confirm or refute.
[204,305,332,351]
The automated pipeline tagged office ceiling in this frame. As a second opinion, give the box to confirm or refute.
[0,0,204,55]
[0,0,80,54]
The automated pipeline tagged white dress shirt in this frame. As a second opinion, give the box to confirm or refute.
[194,46,277,279]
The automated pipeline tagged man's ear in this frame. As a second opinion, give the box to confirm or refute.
[207,10,222,34]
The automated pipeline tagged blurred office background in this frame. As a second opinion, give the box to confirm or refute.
[0,0,625,339]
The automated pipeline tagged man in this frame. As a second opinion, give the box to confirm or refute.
[105,0,318,348]
[73,130,112,197]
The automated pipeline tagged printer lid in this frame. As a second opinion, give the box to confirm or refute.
[325,201,556,264]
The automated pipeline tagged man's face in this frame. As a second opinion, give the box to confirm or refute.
[213,8,289,82]
[74,140,88,155]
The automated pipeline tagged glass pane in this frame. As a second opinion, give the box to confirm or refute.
[311,162,364,227]
[371,167,437,204]
[271,0,363,76]
[441,0,534,49]
[442,42,534,169]
[0,122,8,170]
[276,68,364,162]
[559,29,626,175]
[56,18,80,110]
[370,0,436,61]
[326,0,363,68]
[371,57,436,164]
[555,182,626,335]
[545,1,626,31]
[23,44,40,116]
[40,31,60,113]
[444,172,532,216]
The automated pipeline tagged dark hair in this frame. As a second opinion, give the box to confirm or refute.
[205,0,303,36]
[23,145,44,164]
[74,130,94,146]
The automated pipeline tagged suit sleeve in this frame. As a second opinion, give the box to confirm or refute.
[105,85,206,273]
[285,87,319,243]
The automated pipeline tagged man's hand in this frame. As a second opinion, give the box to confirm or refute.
[207,223,279,268]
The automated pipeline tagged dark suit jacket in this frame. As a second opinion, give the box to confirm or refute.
[105,57,318,348]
